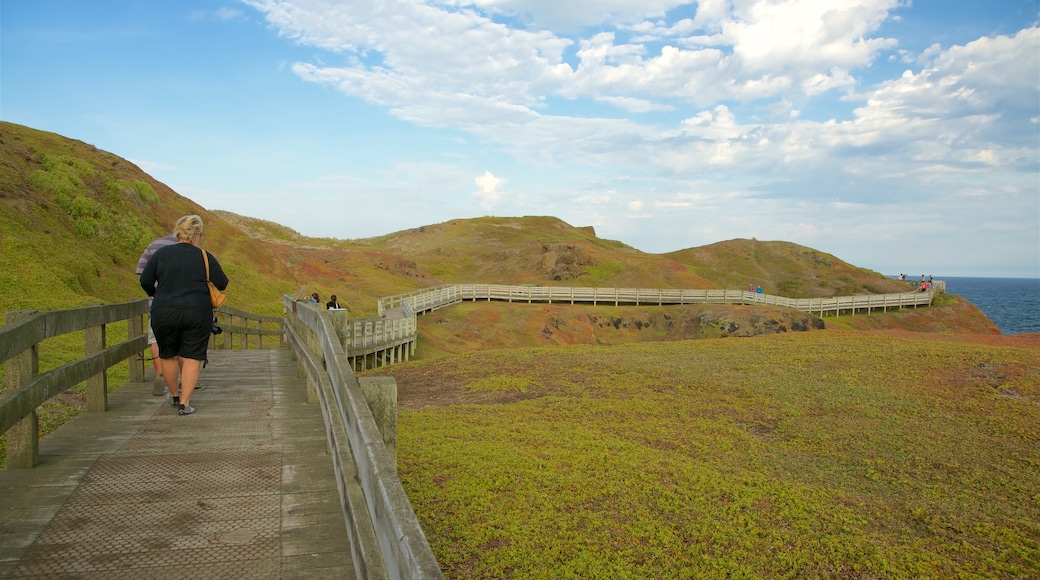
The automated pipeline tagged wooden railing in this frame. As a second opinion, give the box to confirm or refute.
[0,297,436,577]
[282,296,442,580]
[0,301,283,469]
[1,301,148,468]
[329,310,417,370]
[380,282,945,318]
[212,305,286,350]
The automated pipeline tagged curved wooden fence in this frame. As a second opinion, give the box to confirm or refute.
[379,282,945,319]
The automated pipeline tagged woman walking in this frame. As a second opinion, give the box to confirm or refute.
[139,215,229,415]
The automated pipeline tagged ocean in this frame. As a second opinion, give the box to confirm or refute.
[937,277,1040,335]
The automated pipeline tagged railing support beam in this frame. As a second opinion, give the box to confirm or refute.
[85,321,108,412]
[4,310,39,469]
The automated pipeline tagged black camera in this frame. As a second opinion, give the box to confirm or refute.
[212,325,223,335]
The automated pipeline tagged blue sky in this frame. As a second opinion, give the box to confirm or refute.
[2,0,1038,278]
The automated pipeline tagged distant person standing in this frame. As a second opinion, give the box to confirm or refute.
[140,215,228,416]
[327,295,343,310]
[136,231,178,396]
[309,292,320,304]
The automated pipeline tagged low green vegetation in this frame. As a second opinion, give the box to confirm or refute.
[385,332,1040,578]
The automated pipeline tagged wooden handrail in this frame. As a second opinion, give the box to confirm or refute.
[1,300,284,469]
[282,296,442,580]
[1,300,148,468]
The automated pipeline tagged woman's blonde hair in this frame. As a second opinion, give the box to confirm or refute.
[174,215,204,242]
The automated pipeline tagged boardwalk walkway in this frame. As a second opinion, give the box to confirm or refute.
[0,349,355,579]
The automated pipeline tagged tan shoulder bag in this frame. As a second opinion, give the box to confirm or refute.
[202,248,227,308]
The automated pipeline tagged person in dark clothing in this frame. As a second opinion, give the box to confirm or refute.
[136,233,178,395]
[139,215,228,416]
[327,295,343,310]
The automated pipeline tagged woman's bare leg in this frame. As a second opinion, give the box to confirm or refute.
[179,358,203,407]
[161,358,180,397]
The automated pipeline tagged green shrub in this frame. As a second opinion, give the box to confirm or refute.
[29,169,83,199]
[132,180,159,202]
[72,216,99,238]
[106,178,159,203]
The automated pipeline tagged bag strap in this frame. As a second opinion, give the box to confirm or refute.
[201,247,211,281]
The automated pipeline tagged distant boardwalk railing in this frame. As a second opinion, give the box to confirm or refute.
[379,282,945,319]
[329,307,418,371]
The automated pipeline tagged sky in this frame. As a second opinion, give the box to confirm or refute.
[2,0,1038,278]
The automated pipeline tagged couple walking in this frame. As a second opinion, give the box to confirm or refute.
[138,215,229,415]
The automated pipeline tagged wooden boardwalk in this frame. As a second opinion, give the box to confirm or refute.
[0,349,355,579]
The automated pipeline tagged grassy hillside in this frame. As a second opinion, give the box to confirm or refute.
[1,121,983,327]
[665,238,911,297]
[0,121,299,316]
[0,119,1004,380]
[349,216,719,288]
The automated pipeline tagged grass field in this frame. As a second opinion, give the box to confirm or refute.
[375,331,1040,578]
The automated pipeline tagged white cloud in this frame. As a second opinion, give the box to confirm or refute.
[597,95,674,112]
[474,171,506,211]
[233,0,1038,275]
[444,0,686,30]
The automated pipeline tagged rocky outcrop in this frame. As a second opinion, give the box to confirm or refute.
[586,307,827,339]
[539,243,595,280]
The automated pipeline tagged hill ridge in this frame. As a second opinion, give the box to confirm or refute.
[0,121,999,347]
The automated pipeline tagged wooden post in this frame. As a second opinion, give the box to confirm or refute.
[5,310,40,468]
[306,322,322,405]
[359,376,398,465]
[129,313,145,383]
[222,313,231,350]
[85,321,108,412]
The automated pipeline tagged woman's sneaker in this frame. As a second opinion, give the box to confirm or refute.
[178,404,195,415]
[152,375,166,396]
[166,393,179,407]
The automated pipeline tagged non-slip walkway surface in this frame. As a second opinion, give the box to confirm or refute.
[0,349,355,579]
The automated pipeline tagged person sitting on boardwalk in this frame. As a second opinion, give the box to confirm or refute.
[139,215,229,416]
[326,295,344,310]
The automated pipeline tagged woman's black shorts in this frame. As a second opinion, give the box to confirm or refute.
[150,307,212,361]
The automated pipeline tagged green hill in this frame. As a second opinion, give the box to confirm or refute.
[665,238,911,297]
[0,121,299,316]
[0,120,998,335]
